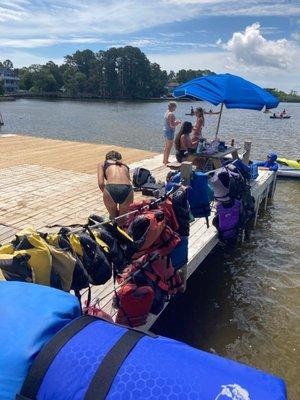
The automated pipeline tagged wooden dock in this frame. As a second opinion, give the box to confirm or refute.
[0,134,276,329]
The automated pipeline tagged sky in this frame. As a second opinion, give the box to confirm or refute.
[0,0,300,92]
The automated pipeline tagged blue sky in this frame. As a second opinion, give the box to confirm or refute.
[0,0,300,91]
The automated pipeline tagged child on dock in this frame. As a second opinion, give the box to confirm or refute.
[97,151,133,222]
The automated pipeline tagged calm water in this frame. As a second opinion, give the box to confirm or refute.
[1,99,300,398]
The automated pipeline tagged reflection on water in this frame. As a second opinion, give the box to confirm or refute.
[1,99,300,398]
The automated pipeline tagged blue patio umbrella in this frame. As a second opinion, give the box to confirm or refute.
[173,73,279,136]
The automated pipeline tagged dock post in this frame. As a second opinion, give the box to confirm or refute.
[253,195,261,227]
[269,172,277,201]
[242,141,252,164]
[180,161,193,185]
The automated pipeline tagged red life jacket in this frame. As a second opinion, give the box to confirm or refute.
[114,283,155,327]
[143,256,182,295]
[129,211,166,259]
[158,198,180,232]
[128,199,179,233]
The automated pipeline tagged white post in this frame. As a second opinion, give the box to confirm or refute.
[242,141,252,165]
[215,103,224,138]
[180,161,193,185]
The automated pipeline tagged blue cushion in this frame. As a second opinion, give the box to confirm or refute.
[0,282,80,400]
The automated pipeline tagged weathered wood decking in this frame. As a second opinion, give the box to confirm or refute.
[0,134,276,329]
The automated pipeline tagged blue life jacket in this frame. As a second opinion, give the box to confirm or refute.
[18,316,286,400]
[0,282,80,400]
[188,171,211,219]
[170,235,189,270]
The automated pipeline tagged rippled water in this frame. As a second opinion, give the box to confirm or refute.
[1,99,299,398]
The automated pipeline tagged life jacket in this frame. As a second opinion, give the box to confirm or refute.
[158,198,179,232]
[0,228,83,292]
[171,186,190,236]
[250,163,259,180]
[118,253,182,315]
[128,210,166,259]
[17,317,287,400]
[187,171,211,221]
[44,229,112,287]
[215,200,241,241]
[170,236,189,271]
[66,231,112,286]
[43,231,91,291]
[114,283,155,327]
[88,215,136,272]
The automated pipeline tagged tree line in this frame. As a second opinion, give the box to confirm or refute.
[1,48,215,99]
[265,88,300,103]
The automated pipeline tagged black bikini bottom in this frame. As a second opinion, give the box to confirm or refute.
[105,184,133,204]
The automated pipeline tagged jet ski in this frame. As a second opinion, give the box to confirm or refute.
[277,157,300,178]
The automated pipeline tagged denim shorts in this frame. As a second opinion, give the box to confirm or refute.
[164,129,175,141]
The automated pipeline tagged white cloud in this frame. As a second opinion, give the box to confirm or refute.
[222,23,295,69]
[148,49,300,92]
[0,1,299,47]
[291,32,300,41]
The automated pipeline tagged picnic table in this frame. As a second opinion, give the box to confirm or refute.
[187,146,240,170]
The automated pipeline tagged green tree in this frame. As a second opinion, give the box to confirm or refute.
[2,59,13,69]
[0,79,4,95]
[149,63,168,97]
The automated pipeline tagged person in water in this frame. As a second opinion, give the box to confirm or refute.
[97,151,133,221]
[174,121,193,162]
[190,106,194,115]
[190,107,205,149]
[255,153,279,172]
[163,101,181,165]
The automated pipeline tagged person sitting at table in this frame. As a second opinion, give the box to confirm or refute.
[254,153,279,172]
[174,121,193,162]
[190,107,205,149]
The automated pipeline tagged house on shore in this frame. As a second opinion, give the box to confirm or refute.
[0,67,20,93]
[166,81,179,96]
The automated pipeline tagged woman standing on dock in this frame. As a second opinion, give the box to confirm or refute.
[163,101,181,165]
[191,107,205,149]
[97,151,133,223]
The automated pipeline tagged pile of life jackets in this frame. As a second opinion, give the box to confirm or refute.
[0,191,192,328]
[0,222,135,297]
[113,195,191,327]
[166,170,211,226]
[210,160,255,243]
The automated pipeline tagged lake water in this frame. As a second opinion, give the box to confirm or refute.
[1,99,299,398]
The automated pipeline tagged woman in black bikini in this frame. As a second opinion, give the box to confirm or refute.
[97,151,133,221]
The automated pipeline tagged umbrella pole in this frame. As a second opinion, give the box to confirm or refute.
[215,103,223,138]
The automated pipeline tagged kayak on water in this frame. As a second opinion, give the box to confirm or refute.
[270,115,291,119]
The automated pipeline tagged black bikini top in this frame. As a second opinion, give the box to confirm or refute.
[103,160,129,179]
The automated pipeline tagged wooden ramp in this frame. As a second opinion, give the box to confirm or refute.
[0,149,276,329]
